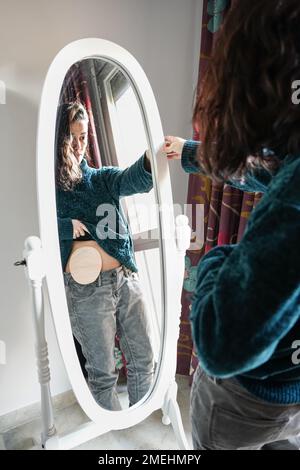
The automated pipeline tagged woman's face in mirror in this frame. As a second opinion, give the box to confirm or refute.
[70,119,88,164]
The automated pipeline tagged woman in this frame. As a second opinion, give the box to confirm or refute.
[55,101,154,411]
[165,0,300,450]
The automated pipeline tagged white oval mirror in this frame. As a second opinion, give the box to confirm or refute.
[36,38,190,449]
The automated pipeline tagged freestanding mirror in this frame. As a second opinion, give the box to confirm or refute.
[25,38,191,449]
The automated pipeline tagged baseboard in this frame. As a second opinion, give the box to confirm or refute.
[0,389,76,434]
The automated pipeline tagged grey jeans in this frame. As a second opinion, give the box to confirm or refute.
[63,265,154,411]
[191,365,300,450]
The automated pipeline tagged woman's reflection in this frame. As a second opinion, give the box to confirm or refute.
[55,102,154,410]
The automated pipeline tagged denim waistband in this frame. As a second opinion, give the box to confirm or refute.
[63,265,135,287]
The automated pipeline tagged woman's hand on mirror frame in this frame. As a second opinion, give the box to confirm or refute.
[72,219,90,239]
[164,136,186,160]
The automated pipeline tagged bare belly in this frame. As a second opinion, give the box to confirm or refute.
[65,240,121,273]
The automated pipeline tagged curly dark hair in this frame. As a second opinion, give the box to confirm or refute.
[193,0,300,181]
[55,102,89,191]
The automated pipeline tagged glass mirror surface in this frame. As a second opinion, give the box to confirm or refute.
[55,58,162,411]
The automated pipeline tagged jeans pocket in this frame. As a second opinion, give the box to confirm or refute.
[68,277,97,301]
[210,404,289,450]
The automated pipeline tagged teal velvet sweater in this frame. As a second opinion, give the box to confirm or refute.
[182,140,300,404]
[56,154,153,273]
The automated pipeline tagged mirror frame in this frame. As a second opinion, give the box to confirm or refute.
[37,38,187,447]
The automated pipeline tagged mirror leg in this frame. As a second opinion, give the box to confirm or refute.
[23,236,57,448]
[162,381,190,450]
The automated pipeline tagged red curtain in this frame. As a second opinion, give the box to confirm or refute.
[176,0,263,377]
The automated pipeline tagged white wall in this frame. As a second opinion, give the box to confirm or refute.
[0,0,202,416]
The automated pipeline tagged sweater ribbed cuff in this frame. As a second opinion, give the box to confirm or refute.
[58,217,73,240]
[237,376,300,405]
[181,140,201,174]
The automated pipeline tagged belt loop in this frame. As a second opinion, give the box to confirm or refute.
[63,272,69,287]
[97,272,102,287]
[213,376,222,385]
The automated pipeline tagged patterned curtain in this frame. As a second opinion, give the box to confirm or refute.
[176,0,263,377]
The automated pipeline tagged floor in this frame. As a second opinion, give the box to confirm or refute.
[1,375,192,450]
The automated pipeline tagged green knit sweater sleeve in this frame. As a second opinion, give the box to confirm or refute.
[190,191,300,378]
[181,140,273,193]
[100,153,153,198]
